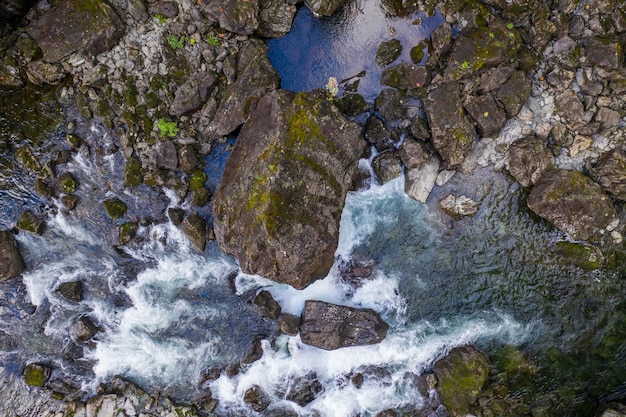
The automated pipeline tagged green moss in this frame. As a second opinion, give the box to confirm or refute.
[410,43,425,63]
[24,364,50,387]
[189,169,207,190]
[124,157,143,186]
[554,241,602,270]
[103,198,127,219]
[17,210,43,234]
[157,118,179,137]
[58,172,77,193]
[15,146,42,172]
[66,133,82,149]
[119,222,138,245]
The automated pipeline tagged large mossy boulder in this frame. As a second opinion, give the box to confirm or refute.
[27,0,124,63]
[213,89,363,289]
[527,169,618,241]
[0,231,25,281]
[299,300,389,350]
[433,345,489,417]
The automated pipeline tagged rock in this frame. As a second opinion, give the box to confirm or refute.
[23,363,51,387]
[440,194,480,219]
[86,394,118,417]
[372,151,402,185]
[339,93,371,117]
[554,241,603,271]
[283,372,323,406]
[127,0,149,22]
[26,0,125,63]
[178,145,198,174]
[58,172,77,194]
[304,0,345,16]
[124,157,143,186]
[410,116,430,141]
[156,141,178,171]
[170,72,217,117]
[253,290,281,320]
[594,107,621,131]
[26,61,66,85]
[279,313,300,336]
[337,254,375,287]
[427,22,452,67]
[494,70,531,118]
[56,281,83,302]
[201,0,259,34]
[299,300,389,350]
[180,212,206,252]
[463,93,506,138]
[410,42,426,64]
[0,0,36,21]
[148,0,178,18]
[556,90,585,125]
[425,82,476,168]
[380,63,431,91]
[364,115,395,151]
[103,198,127,219]
[433,345,489,417]
[168,208,185,226]
[583,37,623,69]
[376,410,397,417]
[72,316,99,341]
[257,0,297,38]
[213,89,363,289]
[351,373,364,388]
[404,156,439,204]
[568,134,593,158]
[205,39,279,139]
[375,88,410,123]
[244,385,271,412]
[16,210,44,234]
[507,137,555,188]
[375,39,402,67]
[62,194,79,210]
[0,231,25,281]
[527,169,618,241]
[590,149,626,201]
[118,222,139,245]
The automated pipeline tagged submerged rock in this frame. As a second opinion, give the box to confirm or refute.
[375,39,402,67]
[440,194,480,219]
[245,385,271,412]
[213,89,363,289]
[433,345,489,417]
[527,169,618,241]
[55,281,83,302]
[299,300,389,350]
[554,241,603,271]
[0,231,25,281]
[282,372,323,406]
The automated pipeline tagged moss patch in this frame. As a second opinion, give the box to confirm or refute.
[103,198,127,219]
[24,364,51,387]
[124,157,143,186]
[189,169,207,190]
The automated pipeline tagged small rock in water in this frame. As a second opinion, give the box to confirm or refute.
[103,198,128,219]
[72,316,99,341]
[283,371,323,406]
[278,313,301,336]
[244,385,271,412]
[23,363,52,387]
[253,290,281,320]
[55,281,83,302]
[0,230,25,281]
[242,338,264,364]
[440,194,480,220]
[16,210,44,235]
[180,212,206,252]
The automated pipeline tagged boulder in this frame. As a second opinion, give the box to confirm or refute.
[590,149,626,201]
[279,313,301,336]
[427,22,452,67]
[304,0,346,16]
[169,72,217,117]
[180,212,206,252]
[440,194,479,219]
[23,363,51,387]
[103,198,127,219]
[425,82,476,168]
[55,281,83,302]
[201,0,259,34]
[463,92,506,138]
[204,39,279,140]
[253,290,281,320]
[554,241,603,271]
[27,0,124,63]
[299,300,389,350]
[213,89,363,289]
[244,385,270,412]
[494,70,531,118]
[364,115,395,152]
[375,89,410,123]
[16,210,44,235]
[282,372,323,406]
[583,37,623,69]
[433,345,489,417]
[507,137,555,188]
[372,151,402,185]
[555,90,585,126]
[375,39,402,67]
[0,231,25,281]
[72,316,99,341]
[257,0,297,38]
[148,1,178,18]
[380,63,431,91]
[527,169,618,241]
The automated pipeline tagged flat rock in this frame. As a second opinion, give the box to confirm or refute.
[180,212,206,252]
[583,36,623,69]
[170,72,217,117]
[257,0,297,38]
[213,89,363,289]
[463,92,506,138]
[300,300,389,350]
[399,139,439,203]
[380,63,431,91]
[27,0,124,63]
[0,231,25,281]
[507,136,555,188]
[590,149,626,201]
[527,169,618,241]
[201,0,259,34]
[494,70,531,118]
[440,194,479,219]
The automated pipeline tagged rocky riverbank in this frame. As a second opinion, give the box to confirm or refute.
[2,0,626,415]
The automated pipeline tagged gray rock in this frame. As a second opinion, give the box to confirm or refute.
[339,93,371,117]
[127,0,149,22]
[180,212,206,252]
[300,300,389,350]
[178,145,198,174]
[427,22,452,67]
[148,1,178,18]
[279,313,300,336]
[244,385,271,412]
[375,39,402,67]
[494,70,531,118]
[27,0,125,63]
[168,208,185,226]
[476,66,516,93]
[257,0,297,38]
[507,137,555,187]
[463,92,506,138]
[283,372,323,406]
[0,231,25,281]
[440,194,479,219]
[425,82,476,168]
[26,61,66,85]
[364,115,395,151]
[556,90,585,125]
[405,156,439,203]
[156,141,178,171]
[0,0,36,21]
[372,151,402,185]
[590,149,626,201]
[594,107,621,131]
[375,88,410,123]
[527,169,618,241]
[170,72,217,117]
[205,39,279,139]
[304,0,345,16]
[254,290,281,320]
[201,0,259,34]
[56,281,83,302]
[380,63,431,91]
[583,36,623,69]
[73,316,99,341]
[86,394,118,417]
[213,89,363,289]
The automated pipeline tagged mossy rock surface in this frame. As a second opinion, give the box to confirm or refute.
[58,171,77,193]
[119,222,139,245]
[24,363,51,387]
[124,157,143,187]
[189,169,208,190]
[103,198,128,219]
[554,241,603,270]
[17,210,44,235]
[375,39,402,67]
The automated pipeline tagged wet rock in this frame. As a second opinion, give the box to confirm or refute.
[168,208,185,226]
[372,151,402,185]
[62,194,79,211]
[23,363,51,387]
[202,0,259,34]
[410,41,426,64]
[351,373,364,388]
[300,300,389,350]
[16,210,44,235]
[26,61,66,85]
[590,149,626,201]
[58,172,77,194]
[433,345,489,417]
[205,39,279,139]
[364,115,395,151]
[72,316,99,341]
[375,88,410,123]
[507,136,555,188]
[583,37,623,69]
[118,222,138,245]
[0,230,25,281]
[244,385,271,412]
[556,90,585,125]
[427,22,452,67]
[178,145,198,174]
[254,290,281,320]
[527,169,618,241]
[425,82,476,168]
[494,70,531,118]
[258,0,297,38]
[148,0,178,18]
[283,372,323,406]
[56,281,83,302]
[305,0,345,16]
[380,63,431,91]
[180,212,206,252]
[124,157,143,186]
[376,410,397,417]
[554,241,603,271]
[213,89,363,289]
[339,93,371,116]
[279,313,301,336]
[401,139,439,203]
[26,0,125,63]
[103,198,127,219]
[375,39,402,67]
[170,72,217,117]
[463,92,506,138]
[337,254,375,287]
[440,194,480,219]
